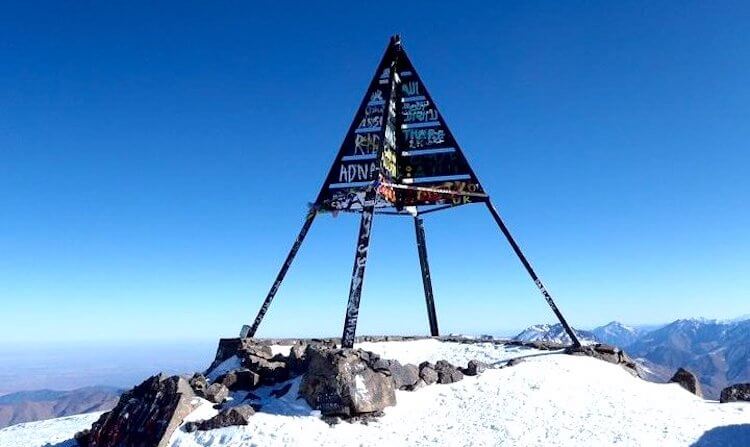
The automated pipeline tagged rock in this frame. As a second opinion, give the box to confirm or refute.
[73,429,90,447]
[217,369,261,391]
[207,338,274,373]
[392,363,420,389]
[288,342,308,374]
[434,360,464,384]
[189,373,208,397]
[243,356,289,385]
[461,360,489,376]
[529,340,565,350]
[271,383,293,398]
[719,383,750,403]
[565,344,641,377]
[197,404,255,430]
[405,379,427,392]
[85,374,198,447]
[204,383,229,403]
[299,345,396,417]
[506,358,526,367]
[419,362,438,385]
[364,358,419,390]
[670,368,703,397]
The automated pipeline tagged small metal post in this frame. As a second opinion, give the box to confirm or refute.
[414,216,439,336]
[484,200,582,347]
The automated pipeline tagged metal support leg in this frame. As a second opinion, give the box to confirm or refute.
[414,216,439,336]
[242,208,317,338]
[484,200,582,347]
[341,203,376,348]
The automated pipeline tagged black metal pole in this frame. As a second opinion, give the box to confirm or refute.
[241,208,317,338]
[341,201,376,348]
[484,200,582,347]
[414,216,439,336]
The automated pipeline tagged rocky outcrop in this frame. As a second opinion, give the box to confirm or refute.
[419,362,438,385]
[461,360,489,376]
[369,358,420,390]
[434,360,464,384]
[204,383,229,404]
[216,369,261,391]
[670,368,703,397]
[719,383,750,403]
[207,339,291,388]
[299,345,396,417]
[81,374,198,447]
[189,373,208,397]
[565,343,641,377]
[197,405,255,430]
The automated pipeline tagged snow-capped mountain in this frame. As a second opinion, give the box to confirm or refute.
[513,323,599,345]
[628,318,750,399]
[591,321,641,347]
[1,339,747,447]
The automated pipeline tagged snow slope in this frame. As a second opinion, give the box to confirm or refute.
[1,339,748,447]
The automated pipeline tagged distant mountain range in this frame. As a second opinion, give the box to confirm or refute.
[0,386,121,429]
[514,323,599,345]
[628,318,750,399]
[514,317,750,399]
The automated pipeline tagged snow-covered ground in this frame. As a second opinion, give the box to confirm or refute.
[1,339,748,447]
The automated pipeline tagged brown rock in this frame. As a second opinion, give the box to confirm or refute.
[299,345,396,417]
[719,383,750,403]
[670,368,703,397]
[85,374,198,447]
[197,404,255,430]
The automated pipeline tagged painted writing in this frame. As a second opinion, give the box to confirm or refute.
[354,133,380,155]
[358,104,384,129]
[403,128,446,148]
[402,100,438,123]
[339,161,378,183]
[402,81,420,96]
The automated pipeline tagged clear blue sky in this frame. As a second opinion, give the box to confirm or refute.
[1,1,748,344]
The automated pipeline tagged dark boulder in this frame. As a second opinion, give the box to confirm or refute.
[461,360,489,376]
[204,383,229,404]
[217,369,261,391]
[84,374,198,447]
[197,404,255,430]
[434,360,464,384]
[418,362,438,385]
[299,345,396,417]
[719,383,750,403]
[670,368,703,397]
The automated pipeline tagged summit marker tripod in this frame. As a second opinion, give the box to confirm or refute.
[241,36,581,349]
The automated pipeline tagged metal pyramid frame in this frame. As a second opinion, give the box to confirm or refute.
[241,35,581,348]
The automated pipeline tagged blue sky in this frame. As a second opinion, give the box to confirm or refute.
[1,1,748,344]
